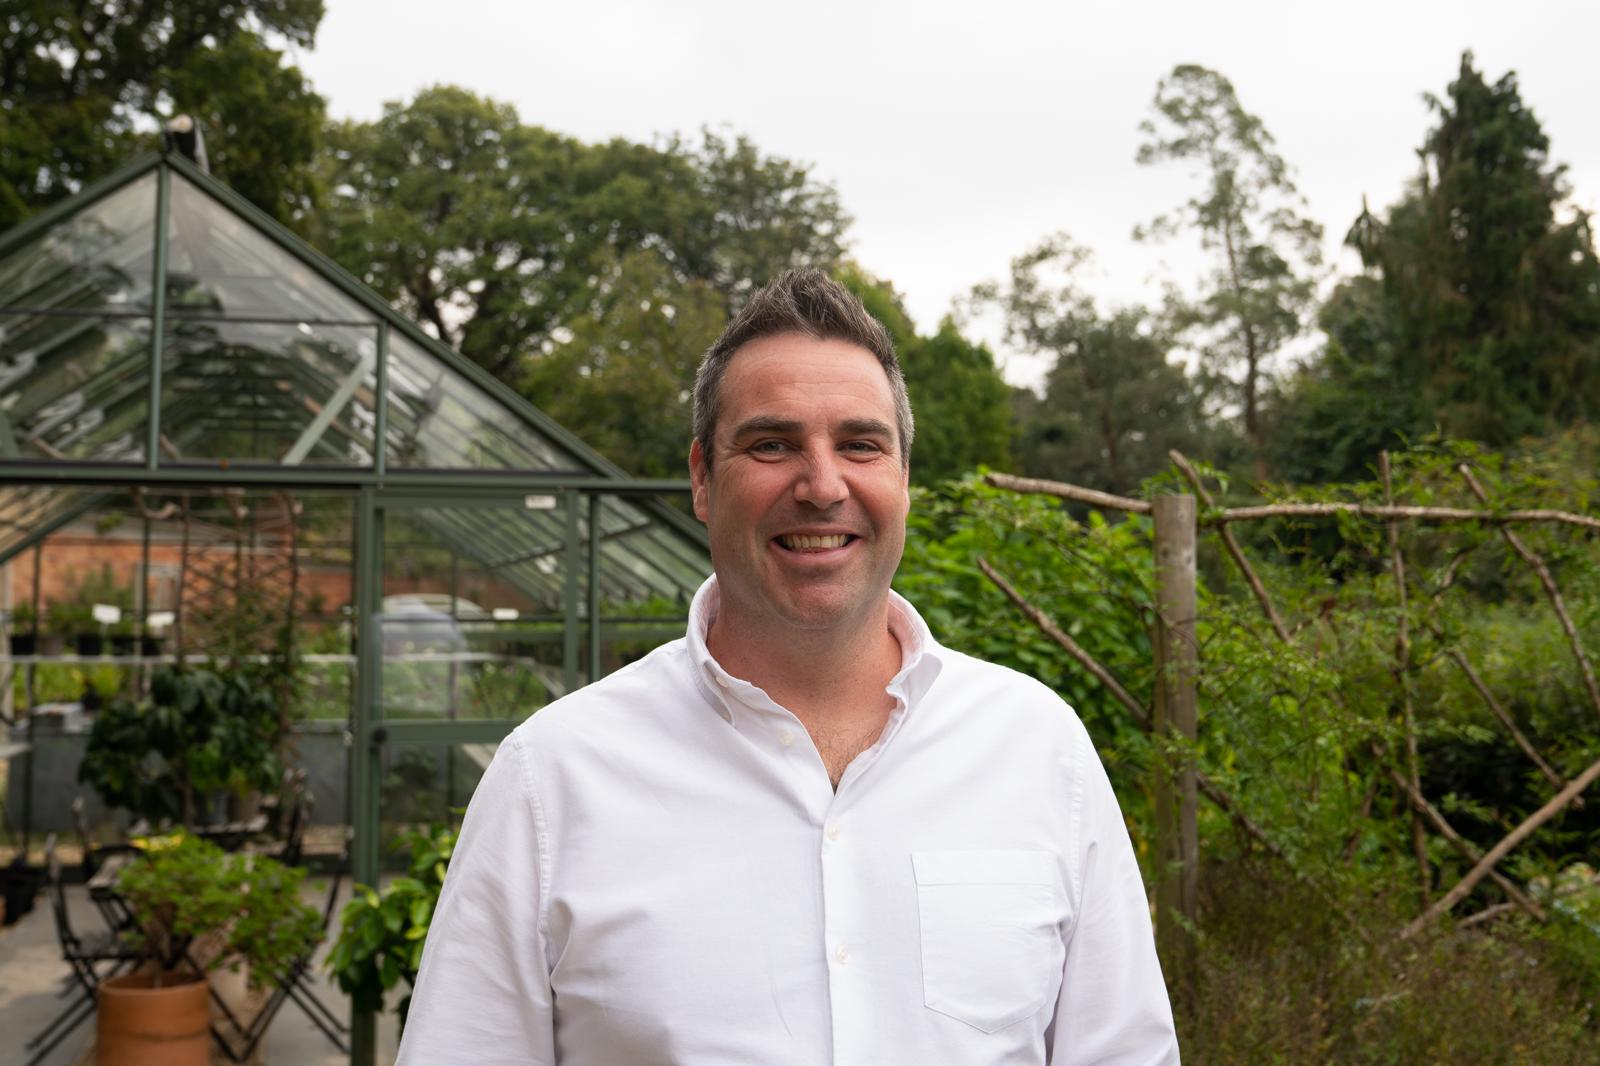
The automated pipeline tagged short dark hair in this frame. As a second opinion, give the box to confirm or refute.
[692,268,913,471]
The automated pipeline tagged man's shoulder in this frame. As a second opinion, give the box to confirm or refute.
[927,643,1090,737]
[933,642,1070,704]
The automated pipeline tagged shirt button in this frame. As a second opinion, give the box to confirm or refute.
[824,824,841,841]
[777,729,795,747]
[834,945,850,965]
[714,674,729,688]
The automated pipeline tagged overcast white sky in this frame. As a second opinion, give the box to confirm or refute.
[295,0,1600,389]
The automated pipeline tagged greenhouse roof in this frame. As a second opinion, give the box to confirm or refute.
[0,151,709,606]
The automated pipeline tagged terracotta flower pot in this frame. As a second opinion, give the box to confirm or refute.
[97,971,211,1066]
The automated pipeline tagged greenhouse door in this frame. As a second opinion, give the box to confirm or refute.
[350,488,593,891]
[346,480,702,1062]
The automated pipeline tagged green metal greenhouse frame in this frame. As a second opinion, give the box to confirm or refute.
[0,148,711,1062]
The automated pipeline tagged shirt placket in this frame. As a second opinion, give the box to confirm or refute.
[703,644,925,1066]
[819,785,859,1066]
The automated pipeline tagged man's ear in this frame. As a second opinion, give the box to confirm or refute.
[689,438,711,522]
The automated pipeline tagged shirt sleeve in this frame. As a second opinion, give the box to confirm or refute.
[396,733,556,1065]
[1048,729,1180,1065]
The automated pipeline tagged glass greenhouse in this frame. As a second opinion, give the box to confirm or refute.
[0,149,711,1055]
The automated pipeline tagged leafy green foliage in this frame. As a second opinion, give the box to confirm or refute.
[520,248,726,479]
[0,0,326,229]
[327,823,457,1025]
[898,443,1600,1050]
[79,667,284,827]
[116,832,323,984]
[896,476,1157,801]
[314,89,845,383]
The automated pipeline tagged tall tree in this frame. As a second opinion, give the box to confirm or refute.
[670,130,852,308]
[1345,53,1600,445]
[315,90,848,382]
[839,266,1013,486]
[1267,274,1416,483]
[1273,53,1600,482]
[975,235,1214,494]
[520,248,726,480]
[0,0,326,228]
[1136,64,1323,479]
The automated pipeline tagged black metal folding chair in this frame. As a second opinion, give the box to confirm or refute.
[211,833,351,1061]
[71,796,140,935]
[24,835,142,1066]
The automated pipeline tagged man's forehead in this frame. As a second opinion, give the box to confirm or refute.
[721,336,892,402]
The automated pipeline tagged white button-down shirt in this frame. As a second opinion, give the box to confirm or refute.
[399,577,1177,1065]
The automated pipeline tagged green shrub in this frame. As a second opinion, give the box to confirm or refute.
[116,832,323,987]
[326,822,456,1027]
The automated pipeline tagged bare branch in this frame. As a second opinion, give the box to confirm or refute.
[1404,750,1600,937]
[1445,649,1571,797]
[984,472,1152,514]
[1460,465,1600,725]
[1428,545,1477,607]
[984,469,1600,532]
[1169,450,1291,643]
[1381,452,1430,903]
[977,556,1148,728]
[1214,502,1600,531]
[1382,764,1546,924]
[1457,901,1516,930]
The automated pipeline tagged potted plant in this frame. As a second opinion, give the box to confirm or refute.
[327,823,456,1030]
[48,599,98,656]
[109,616,138,657]
[79,666,284,828]
[99,832,323,1065]
[8,601,37,656]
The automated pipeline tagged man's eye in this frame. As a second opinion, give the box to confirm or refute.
[751,440,790,455]
[842,441,882,455]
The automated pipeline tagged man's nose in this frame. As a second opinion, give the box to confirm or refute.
[792,447,849,508]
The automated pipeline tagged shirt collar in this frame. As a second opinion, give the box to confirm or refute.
[685,574,945,724]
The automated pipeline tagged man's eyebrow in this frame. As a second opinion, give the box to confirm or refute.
[728,416,802,439]
[727,416,896,441]
[839,418,895,439]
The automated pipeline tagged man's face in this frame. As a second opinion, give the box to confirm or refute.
[690,333,910,636]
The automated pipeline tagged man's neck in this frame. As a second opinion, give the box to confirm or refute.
[705,601,902,731]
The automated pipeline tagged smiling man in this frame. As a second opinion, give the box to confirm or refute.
[398,270,1179,1065]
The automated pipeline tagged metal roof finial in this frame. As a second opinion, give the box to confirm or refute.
[164,114,209,173]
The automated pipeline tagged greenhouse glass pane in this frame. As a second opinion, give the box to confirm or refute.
[379,507,562,720]
[165,172,369,324]
[0,171,156,313]
[0,310,150,462]
[378,742,509,858]
[157,319,377,465]
[0,486,95,563]
[384,332,581,472]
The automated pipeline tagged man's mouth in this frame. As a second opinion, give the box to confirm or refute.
[776,533,855,552]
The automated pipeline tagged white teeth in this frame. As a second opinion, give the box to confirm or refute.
[780,534,849,551]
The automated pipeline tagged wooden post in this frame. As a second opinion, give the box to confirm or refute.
[1152,494,1198,979]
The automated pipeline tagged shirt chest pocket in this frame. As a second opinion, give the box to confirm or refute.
[911,849,1068,1034]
